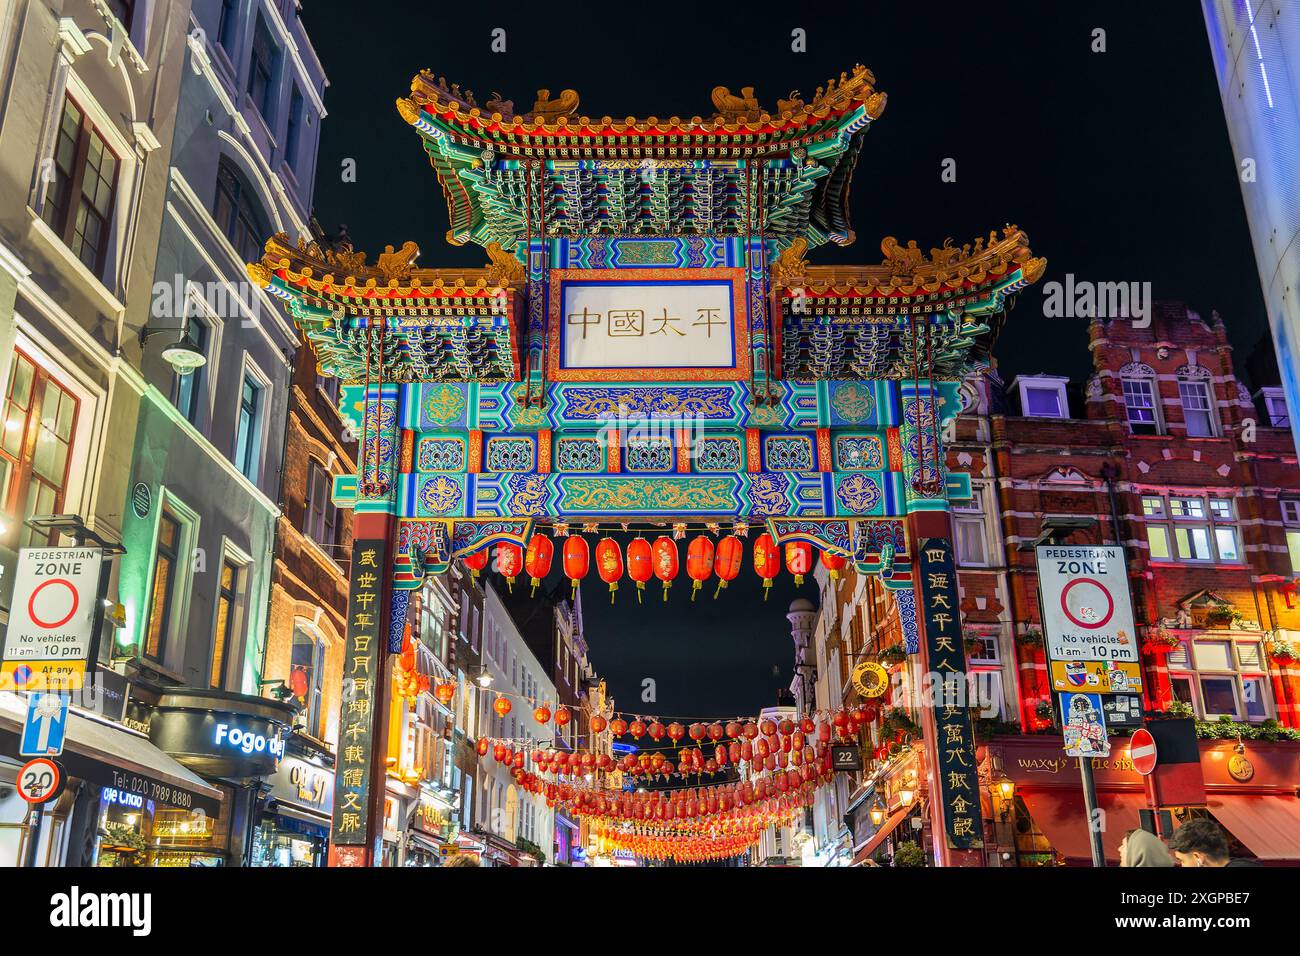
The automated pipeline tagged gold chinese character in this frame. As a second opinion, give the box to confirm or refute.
[607,309,644,337]
[567,308,602,339]
[693,308,725,337]
[360,549,378,568]
[650,308,684,336]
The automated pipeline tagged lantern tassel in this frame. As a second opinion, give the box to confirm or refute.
[530,577,541,597]
[608,582,617,604]
[636,581,644,604]
[691,580,701,601]
[571,578,579,598]
[714,580,727,599]
[662,583,670,602]
[763,579,772,601]
[506,575,515,593]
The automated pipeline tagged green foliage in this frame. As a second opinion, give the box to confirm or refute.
[1194,716,1300,742]
[892,842,927,867]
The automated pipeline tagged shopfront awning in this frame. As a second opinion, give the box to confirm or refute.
[1208,794,1300,862]
[1019,790,1145,863]
[0,692,223,817]
[852,806,911,865]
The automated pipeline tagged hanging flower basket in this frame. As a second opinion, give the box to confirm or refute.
[1034,699,1055,722]
[1142,626,1181,655]
[963,632,986,656]
[1266,637,1298,664]
[1204,608,1235,628]
[878,645,907,667]
[1016,628,1044,649]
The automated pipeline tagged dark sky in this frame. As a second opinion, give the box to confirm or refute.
[302,1,1267,716]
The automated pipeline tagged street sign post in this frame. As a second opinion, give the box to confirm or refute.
[1,547,103,691]
[20,692,69,756]
[17,756,63,868]
[1035,543,1143,869]
[1130,728,1157,776]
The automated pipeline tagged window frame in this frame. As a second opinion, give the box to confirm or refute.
[304,459,339,552]
[1121,376,1162,435]
[1168,636,1271,722]
[247,14,280,123]
[233,359,270,482]
[1141,493,1243,565]
[210,554,247,689]
[1177,377,1218,438]
[40,94,121,279]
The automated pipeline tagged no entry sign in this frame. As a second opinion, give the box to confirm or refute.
[1,547,102,691]
[1129,728,1158,775]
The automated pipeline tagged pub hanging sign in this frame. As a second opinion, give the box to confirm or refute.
[330,538,387,849]
[916,537,983,850]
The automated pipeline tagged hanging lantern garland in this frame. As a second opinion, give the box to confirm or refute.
[496,542,523,592]
[752,533,780,600]
[713,535,743,598]
[785,541,813,586]
[595,537,623,602]
[652,536,678,601]
[626,537,653,603]
[686,535,715,601]
[562,534,589,598]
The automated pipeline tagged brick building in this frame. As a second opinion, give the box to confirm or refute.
[802,302,1300,867]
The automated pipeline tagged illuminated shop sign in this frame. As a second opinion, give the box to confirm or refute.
[214,723,285,759]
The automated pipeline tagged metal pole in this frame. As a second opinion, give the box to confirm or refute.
[1079,755,1106,867]
[23,804,44,867]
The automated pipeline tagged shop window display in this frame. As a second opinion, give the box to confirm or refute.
[92,787,226,866]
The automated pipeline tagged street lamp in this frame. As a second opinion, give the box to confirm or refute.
[869,798,886,827]
[140,322,206,375]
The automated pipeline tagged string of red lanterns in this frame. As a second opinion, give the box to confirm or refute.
[460,533,850,600]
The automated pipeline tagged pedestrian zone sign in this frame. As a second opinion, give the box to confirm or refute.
[0,547,101,691]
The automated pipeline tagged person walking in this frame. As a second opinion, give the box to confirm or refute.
[1166,818,1258,867]
[1118,828,1174,867]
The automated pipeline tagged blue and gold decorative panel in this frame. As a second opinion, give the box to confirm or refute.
[763,435,814,471]
[624,437,674,473]
[417,437,466,472]
[694,436,743,472]
[413,474,466,517]
[558,475,741,516]
[418,382,470,429]
[555,436,604,472]
[553,385,743,425]
[485,436,535,472]
[826,380,881,426]
[835,435,884,471]
[834,473,885,515]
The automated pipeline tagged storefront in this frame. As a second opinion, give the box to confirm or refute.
[406,784,457,866]
[251,736,334,867]
[0,691,224,867]
[990,734,1300,865]
[145,687,296,866]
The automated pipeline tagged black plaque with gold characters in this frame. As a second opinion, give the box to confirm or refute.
[330,537,388,848]
[917,537,983,850]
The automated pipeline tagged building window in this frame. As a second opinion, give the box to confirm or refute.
[1178,379,1216,437]
[1015,377,1068,419]
[234,372,263,480]
[171,315,209,426]
[1,351,80,547]
[952,487,989,567]
[106,0,135,28]
[145,511,183,661]
[304,461,339,551]
[1168,638,1270,721]
[1121,377,1160,434]
[291,625,327,738]
[284,85,304,170]
[217,0,239,52]
[316,374,339,406]
[211,558,243,688]
[213,160,269,263]
[1260,388,1291,428]
[247,15,279,121]
[41,96,120,277]
[1142,494,1241,564]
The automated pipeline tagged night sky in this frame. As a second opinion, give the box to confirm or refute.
[302,1,1266,718]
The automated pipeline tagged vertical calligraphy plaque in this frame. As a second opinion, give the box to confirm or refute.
[916,537,983,850]
[330,537,388,852]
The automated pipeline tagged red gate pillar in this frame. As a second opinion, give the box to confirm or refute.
[908,509,985,867]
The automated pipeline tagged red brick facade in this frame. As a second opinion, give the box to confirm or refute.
[948,304,1300,731]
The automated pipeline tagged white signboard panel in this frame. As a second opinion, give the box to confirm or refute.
[1035,545,1138,663]
[2,548,102,691]
[559,279,738,373]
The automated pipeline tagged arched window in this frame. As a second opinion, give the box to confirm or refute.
[291,623,327,738]
[213,159,269,263]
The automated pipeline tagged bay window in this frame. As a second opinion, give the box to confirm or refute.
[1142,494,1242,563]
[1168,637,1270,721]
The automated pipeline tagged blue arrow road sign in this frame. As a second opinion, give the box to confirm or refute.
[20,692,69,757]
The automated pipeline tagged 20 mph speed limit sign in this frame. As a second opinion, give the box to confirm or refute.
[17,757,63,804]
[0,547,102,691]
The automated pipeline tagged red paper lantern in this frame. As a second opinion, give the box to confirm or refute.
[752,533,780,599]
[554,707,571,728]
[686,535,715,601]
[627,538,653,603]
[667,722,686,743]
[610,717,628,737]
[534,703,552,724]
[651,536,678,600]
[496,542,523,591]
[493,695,512,718]
[595,538,624,602]
[434,681,456,706]
[476,738,489,757]
[590,714,608,734]
[463,548,489,580]
[525,535,554,596]
[563,535,590,597]
[820,550,849,580]
[785,541,813,585]
[629,719,647,739]
[713,535,743,598]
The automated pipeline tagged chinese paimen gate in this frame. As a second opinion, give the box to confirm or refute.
[248,64,1045,866]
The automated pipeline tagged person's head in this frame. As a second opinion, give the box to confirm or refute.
[1166,819,1231,867]
[443,853,481,868]
[1119,828,1173,867]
